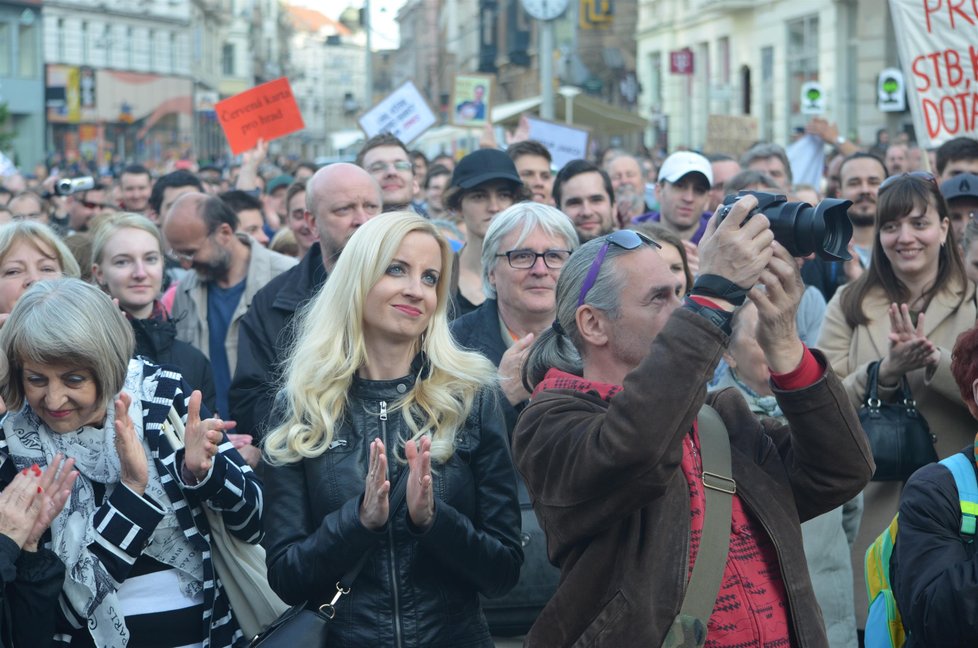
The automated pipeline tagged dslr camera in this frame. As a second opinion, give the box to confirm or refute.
[714,191,853,261]
[54,176,96,196]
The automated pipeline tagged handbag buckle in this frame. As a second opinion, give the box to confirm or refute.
[319,581,350,619]
[702,471,736,494]
[866,397,882,409]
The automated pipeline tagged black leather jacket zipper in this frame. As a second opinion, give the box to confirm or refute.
[380,400,405,648]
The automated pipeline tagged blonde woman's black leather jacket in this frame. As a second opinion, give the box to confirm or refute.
[262,372,524,648]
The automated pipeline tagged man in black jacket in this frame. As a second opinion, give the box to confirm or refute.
[228,164,382,446]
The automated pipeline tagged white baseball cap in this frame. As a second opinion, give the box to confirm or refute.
[657,151,713,186]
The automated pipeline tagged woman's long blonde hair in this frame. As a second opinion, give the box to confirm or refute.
[264,212,496,465]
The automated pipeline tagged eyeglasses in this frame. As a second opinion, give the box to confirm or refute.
[366,160,413,175]
[12,212,44,221]
[167,248,198,265]
[879,171,938,193]
[578,230,660,307]
[81,200,104,209]
[496,249,572,270]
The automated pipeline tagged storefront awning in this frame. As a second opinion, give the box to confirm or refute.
[490,94,647,136]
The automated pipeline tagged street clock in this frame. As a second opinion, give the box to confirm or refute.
[520,0,569,21]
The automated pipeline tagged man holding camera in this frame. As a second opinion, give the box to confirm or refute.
[512,195,873,647]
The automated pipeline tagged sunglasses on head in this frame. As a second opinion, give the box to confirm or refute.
[879,171,938,193]
[578,230,660,307]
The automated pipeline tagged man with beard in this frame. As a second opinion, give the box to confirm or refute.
[605,153,649,226]
[229,164,382,451]
[164,193,296,419]
[554,159,617,243]
[801,152,886,301]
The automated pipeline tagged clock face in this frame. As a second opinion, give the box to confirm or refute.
[521,0,569,21]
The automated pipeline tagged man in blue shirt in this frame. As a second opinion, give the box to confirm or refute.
[163,193,297,429]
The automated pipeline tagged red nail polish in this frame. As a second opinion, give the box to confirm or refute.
[32,465,41,477]
[37,487,42,493]
[21,468,28,476]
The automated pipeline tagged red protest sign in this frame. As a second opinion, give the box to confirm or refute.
[215,77,305,155]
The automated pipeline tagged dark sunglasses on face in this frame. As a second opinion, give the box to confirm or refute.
[879,171,938,193]
[578,230,660,307]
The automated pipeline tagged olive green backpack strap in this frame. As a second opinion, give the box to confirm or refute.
[661,404,735,648]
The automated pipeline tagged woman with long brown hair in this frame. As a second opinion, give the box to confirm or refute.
[818,172,978,635]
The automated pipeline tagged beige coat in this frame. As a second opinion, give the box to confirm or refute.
[818,276,977,627]
[171,235,297,376]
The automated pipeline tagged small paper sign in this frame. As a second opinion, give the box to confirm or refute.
[525,117,589,171]
[215,78,305,155]
[358,81,437,144]
[452,74,493,128]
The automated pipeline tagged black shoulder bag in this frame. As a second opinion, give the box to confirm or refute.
[249,468,410,647]
[858,360,937,482]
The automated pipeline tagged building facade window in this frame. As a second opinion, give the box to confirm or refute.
[786,14,819,137]
[222,43,234,76]
[81,21,89,65]
[56,18,65,61]
[761,45,774,142]
[0,23,10,76]
[717,36,731,114]
[170,32,177,73]
[104,24,113,67]
[648,51,662,111]
[126,26,134,69]
[18,21,37,78]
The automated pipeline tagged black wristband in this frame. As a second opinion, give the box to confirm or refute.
[683,297,734,336]
[691,274,749,306]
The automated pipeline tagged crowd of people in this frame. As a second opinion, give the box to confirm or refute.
[0,123,976,647]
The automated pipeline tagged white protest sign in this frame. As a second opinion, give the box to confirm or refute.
[358,81,436,144]
[525,117,589,171]
[889,0,978,148]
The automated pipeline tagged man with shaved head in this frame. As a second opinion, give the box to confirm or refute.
[165,192,297,426]
[229,163,383,443]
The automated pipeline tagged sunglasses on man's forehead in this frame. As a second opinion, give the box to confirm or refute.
[578,230,660,307]
[878,171,938,193]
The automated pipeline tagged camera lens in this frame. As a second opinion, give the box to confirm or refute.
[715,191,853,261]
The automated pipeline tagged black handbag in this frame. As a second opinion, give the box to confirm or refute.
[858,360,937,482]
[249,469,410,647]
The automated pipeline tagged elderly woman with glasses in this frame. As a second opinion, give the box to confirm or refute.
[451,202,580,428]
[448,202,578,634]
[818,172,978,632]
[0,278,264,648]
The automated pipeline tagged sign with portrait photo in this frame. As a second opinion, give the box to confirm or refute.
[452,74,493,128]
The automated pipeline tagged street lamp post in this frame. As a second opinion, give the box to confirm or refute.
[558,85,581,125]
[364,0,372,108]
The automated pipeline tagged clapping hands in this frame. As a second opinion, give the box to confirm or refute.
[879,303,940,385]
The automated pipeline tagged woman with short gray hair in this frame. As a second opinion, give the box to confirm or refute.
[452,201,580,418]
[0,278,264,648]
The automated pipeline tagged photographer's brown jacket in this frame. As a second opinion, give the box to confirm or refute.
[512,307,874,648]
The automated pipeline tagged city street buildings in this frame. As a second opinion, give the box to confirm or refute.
[636,0,910,152]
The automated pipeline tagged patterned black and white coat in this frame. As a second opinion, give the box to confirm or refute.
[0,360,264,648]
